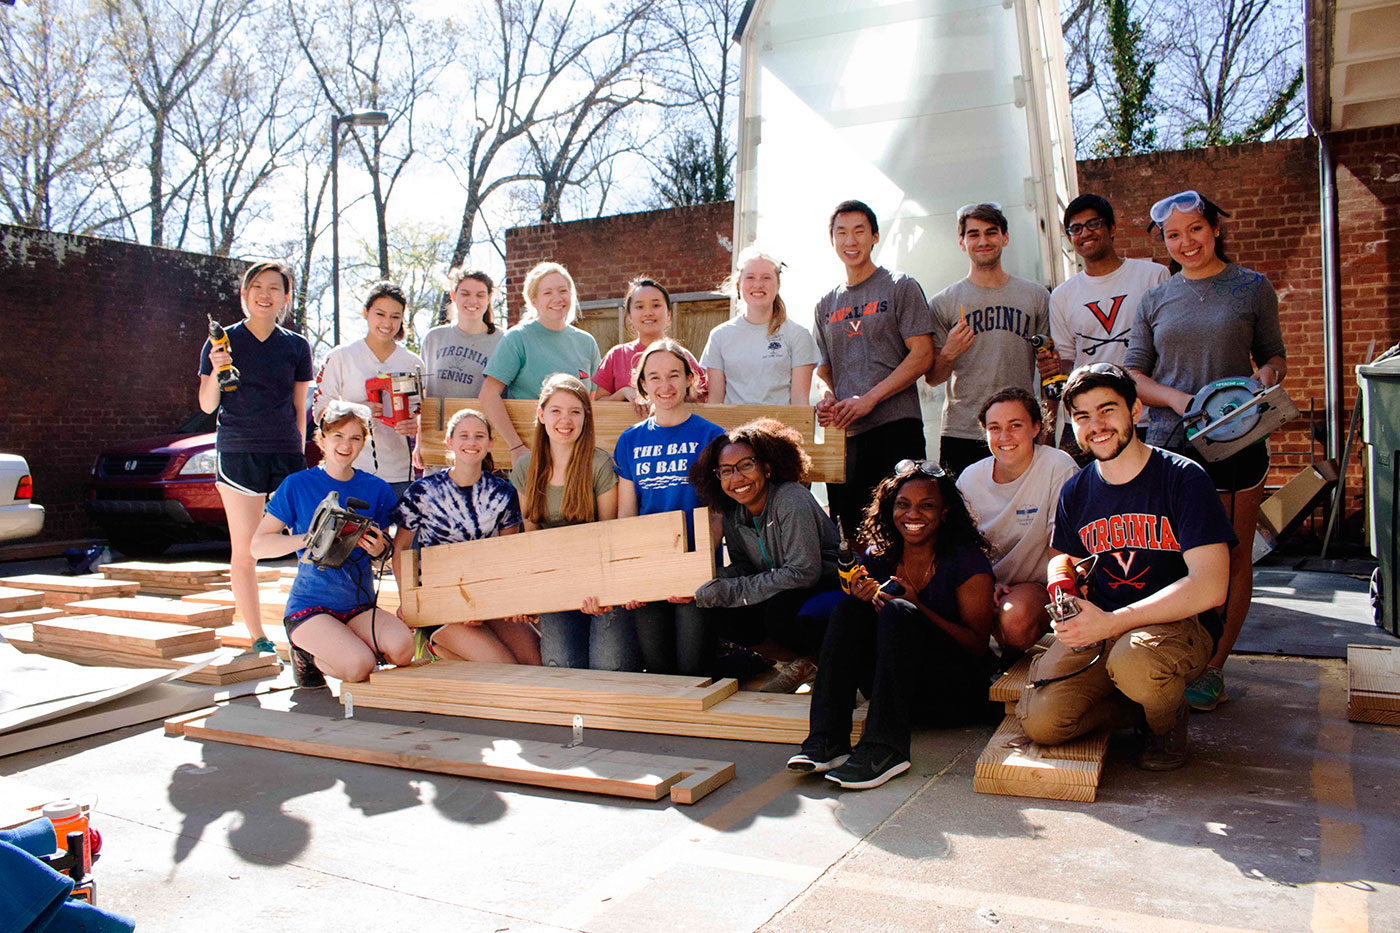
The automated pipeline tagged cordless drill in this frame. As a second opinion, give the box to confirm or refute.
[1029,334,1066,401]
[837,518,904,598]
[207,315,240,392]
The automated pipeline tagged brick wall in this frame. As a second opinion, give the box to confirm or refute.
[1080,125,1400,520]
[0,227,246,541]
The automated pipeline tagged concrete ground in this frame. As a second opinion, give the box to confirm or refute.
[3,553,1397,932]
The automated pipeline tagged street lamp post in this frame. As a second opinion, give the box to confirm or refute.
[330,108,389,346]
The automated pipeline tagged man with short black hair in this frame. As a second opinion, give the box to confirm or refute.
[1049,194,1168,462]
[1017,363,1235,770]
[814,199,934,537]
[927,202,1053,476]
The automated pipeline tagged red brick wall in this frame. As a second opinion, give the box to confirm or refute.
[1079,125,1400,523]
[0,227,246,541]
[503,201,734,324]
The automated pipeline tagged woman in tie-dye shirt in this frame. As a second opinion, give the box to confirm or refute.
[390,409,537,664]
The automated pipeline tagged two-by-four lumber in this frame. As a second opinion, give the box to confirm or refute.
[62,595,234,628]
[0,587,44,613]
[184,704,734,804]
[988,633,1056,713]
[2,574,140,606]
[20,639,279,686]
[1348,643,1400,726]
[401,509,714,626]
[973,715,1110,803]
[32,616,220,658]
[418,397,847,483]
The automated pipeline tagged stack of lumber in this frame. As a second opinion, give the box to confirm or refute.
[0,586,44,613]
[175,703,734,804]
[1348,643,1400,726]
[342,661,864,745]
[2,574,139,607]
[100,561,278,595]
[62,595,234,628]
[419,397,847,483]
[977,633,1110,802]
[20,615,279,685]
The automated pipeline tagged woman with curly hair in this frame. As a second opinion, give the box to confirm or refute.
[788,460,996,789]
[688,418,841,691]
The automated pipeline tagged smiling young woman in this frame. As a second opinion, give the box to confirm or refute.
[594,278,707,417]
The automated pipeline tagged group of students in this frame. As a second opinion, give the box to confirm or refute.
[195,185,1285,791]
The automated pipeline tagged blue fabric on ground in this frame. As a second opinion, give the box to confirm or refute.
[0,823,136,932]
[0,817,57,857]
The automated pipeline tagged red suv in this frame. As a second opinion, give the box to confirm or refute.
[85,411,320,557]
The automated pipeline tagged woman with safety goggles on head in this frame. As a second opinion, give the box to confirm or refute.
[1124,189,1288,714]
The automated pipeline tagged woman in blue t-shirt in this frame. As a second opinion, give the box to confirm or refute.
[614,340,726,675]
[251,401,411,688]
[788,460,996,790]
[390,409,537,665]
[198,261,314,657]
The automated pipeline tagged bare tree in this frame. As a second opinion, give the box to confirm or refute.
[102,0,249,247]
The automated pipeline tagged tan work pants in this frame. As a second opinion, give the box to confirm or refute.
[1017,615,1213,744]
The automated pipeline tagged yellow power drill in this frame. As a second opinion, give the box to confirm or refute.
[208,315,240,391]
[836,518,859,594]
[1029,334,1066,400]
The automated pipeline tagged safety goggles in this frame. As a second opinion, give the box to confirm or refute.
[957,201,1002,221]
[1148,190,1230,227]
[893,459,947,480]
[1069,362,1130,380]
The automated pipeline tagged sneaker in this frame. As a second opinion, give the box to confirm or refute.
[412,629,437,663]
[1184,667,1228,712]
[289,643,326,689]
[1138,702,1190,771]
[786,738,851,774]
[250,636,282,664]
[824,744,911,790]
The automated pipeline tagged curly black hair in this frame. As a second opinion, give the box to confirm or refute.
[689,418,811,509]
[857,464,990,565]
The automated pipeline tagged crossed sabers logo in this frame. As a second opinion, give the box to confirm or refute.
[1103,550,1149,589]
[846,320,863,337]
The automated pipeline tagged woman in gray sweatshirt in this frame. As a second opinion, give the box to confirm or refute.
[688,418,842,690]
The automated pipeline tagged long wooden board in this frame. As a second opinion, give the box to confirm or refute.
[402,509,713,626]
[184,704,734,804]
[2,574,140,606]
[0,607,68,624]
[0,587,44,613]
[973,715,1110,803]
[418,397,846,483]
[1348,643,1400,726]
[17,639,278,686]
[62,596,234,628]
[33,616,220,658]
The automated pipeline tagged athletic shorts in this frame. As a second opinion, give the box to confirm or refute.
[1175,441,1270,493]
[284,604,374,639]
[216,451,305,496]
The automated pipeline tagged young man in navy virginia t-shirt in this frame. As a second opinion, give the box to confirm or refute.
[1017,363,1235,771]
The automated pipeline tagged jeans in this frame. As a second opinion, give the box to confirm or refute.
[633,601,712,676]
[537,608,640,671]
[807,596,991,759]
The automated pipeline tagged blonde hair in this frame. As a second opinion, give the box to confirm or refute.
[521,262,579,325]
[524,374,598,526]
[720,246,787,336]
[445,409,496,474]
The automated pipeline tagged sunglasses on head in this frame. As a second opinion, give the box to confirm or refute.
[1070,362,1129,380]
[956,201,1002,220]
[893,459,947,479]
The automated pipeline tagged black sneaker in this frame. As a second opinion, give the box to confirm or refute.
[824,744,910,790]
[289,643,326,689]
[1138,702,1189,771]
[786,738,851,773]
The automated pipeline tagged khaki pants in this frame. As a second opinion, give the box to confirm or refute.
[1017,616,1213,744]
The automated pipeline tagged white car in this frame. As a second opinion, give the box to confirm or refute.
[0,453,44,541]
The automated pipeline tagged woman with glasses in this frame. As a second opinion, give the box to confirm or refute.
[1125,190,1287,713]
[688,419,841,692]
[787,459,996,789]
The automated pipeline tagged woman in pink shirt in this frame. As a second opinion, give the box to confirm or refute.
[594,278,707,417]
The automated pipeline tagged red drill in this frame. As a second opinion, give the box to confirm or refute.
[1045,553,1096,652]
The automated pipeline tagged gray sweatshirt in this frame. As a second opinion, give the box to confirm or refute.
[695,481,840,608]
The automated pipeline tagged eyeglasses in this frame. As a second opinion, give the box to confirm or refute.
[1065,216,1107,237]
[893,459,947,479]
[714,456,761,481]
[957,201,1002,220]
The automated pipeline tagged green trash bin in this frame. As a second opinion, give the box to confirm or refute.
[1357,353,1400,636]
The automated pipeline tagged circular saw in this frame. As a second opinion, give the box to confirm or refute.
[1182,377,1299,462]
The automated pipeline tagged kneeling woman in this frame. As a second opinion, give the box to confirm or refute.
[391,409,538,665]
[252,401,412,687]
[790,461,996,789]
[688,418,841,691]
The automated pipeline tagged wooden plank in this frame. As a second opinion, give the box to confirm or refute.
[0,681,220,758]
[0,587,44,613]
[405,510,713,626]
[62,596,234,628]
[973,715,1109,803]
[1348,644,1400,725]
[3,574,141,606]
[164,707,218,736]
[21,640,278,685]
[33,616,220,658]
[419,397,846,483]
[0,607,68,624]
[185,704,734,804]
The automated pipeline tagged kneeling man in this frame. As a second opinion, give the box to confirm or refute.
[1018,363,1235,770]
